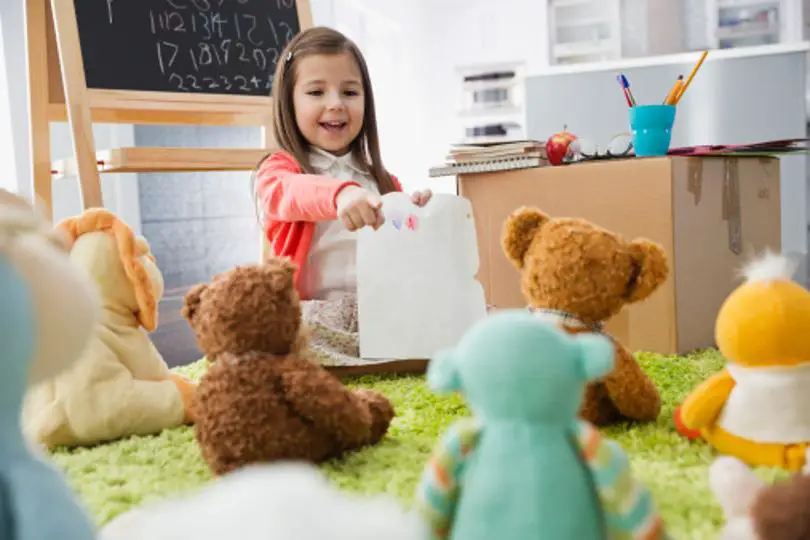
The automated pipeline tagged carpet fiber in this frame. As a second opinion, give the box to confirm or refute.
[50,349,788,539]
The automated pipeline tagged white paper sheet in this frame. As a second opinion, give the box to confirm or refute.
[356,192,488,360]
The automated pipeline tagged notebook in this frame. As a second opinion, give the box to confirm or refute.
[429,155,545,177]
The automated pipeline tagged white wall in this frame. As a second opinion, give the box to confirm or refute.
[315,0,433,194]
[1,0,141,231]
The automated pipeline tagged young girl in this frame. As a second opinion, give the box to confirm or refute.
[254,26,431,303]
[253,27,431,367]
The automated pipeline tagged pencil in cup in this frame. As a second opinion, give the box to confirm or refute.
[663,76,683,105]
[674,50,708,104]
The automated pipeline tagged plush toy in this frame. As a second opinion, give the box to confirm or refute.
[184,258,395,476]
[0,190,98,539]
[414,310,668,540]
[675,252,810,471]
[100,462,428,540]
[22,208,196,448]
[501,207,667,426]
[709,452,810,539]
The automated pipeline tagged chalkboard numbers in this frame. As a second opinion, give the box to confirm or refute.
[76,0,301,95]
[148,5,290,92]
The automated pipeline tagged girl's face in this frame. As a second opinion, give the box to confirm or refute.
[292,52,365,156]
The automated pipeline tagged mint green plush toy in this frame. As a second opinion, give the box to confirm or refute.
[414,310,668,540]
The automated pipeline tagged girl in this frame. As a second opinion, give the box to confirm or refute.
[253,27,431,368]
[254,26,432,303]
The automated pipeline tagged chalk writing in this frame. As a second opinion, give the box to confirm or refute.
[75,0,301,95]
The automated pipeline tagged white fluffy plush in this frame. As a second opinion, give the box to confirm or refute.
[708,456,764,540]
[708,449,810,540]
[100,462,429,540]
[741,250,799,284]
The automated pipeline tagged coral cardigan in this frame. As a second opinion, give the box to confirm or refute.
[254,150,402,295]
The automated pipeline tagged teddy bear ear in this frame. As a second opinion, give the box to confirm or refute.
[574,333,615,382]
[625,239,670,303]
[427,349,461,394]
[181,283,208,323]
[501,207,550,269]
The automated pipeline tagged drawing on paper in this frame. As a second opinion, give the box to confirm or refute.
[357,192,487,360]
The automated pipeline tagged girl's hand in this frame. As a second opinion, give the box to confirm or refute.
[411,189,432,207]
[335,185,385,231]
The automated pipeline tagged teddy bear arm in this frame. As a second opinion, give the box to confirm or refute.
[680,369,735,430]
[279,365,374,446]
[602,343,662,422]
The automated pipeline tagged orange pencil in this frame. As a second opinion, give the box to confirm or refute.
[664,75,684,105]
[674,50,709,104]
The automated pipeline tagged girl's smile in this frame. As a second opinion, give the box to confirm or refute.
[293,52,364,156]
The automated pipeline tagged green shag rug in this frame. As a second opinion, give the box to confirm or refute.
[49,349,789,539]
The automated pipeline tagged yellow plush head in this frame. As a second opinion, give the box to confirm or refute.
[715,252,810,368]
[57,209,163,332]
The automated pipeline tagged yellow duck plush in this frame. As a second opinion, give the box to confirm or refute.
[675,251,810,471]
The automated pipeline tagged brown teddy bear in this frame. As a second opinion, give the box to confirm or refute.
[182,258,395,476]
[501,206,667,427]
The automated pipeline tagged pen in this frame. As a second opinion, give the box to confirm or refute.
[617,74,636,107]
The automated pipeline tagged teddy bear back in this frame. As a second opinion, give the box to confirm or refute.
[501,207,669,325]
[182,261,302,358]
[428,311,615,539]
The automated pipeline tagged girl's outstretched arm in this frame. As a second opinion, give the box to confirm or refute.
[255,151,360,222]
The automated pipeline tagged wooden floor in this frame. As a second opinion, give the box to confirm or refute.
[152,287,202,368]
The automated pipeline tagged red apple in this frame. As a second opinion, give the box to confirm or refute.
[545,126,577,166]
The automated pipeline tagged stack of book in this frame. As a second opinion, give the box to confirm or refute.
[428,140,548,178]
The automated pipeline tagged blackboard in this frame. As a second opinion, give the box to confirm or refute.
[74,0,301,96]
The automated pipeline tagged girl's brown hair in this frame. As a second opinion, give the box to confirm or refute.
[254,26,397,196]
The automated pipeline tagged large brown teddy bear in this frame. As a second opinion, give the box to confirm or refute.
[183,258,395,476]
[502,207,667,427]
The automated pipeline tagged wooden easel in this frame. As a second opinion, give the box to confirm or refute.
[25,0,312,221]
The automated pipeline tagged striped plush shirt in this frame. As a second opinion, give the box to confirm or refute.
[415,418,668,540]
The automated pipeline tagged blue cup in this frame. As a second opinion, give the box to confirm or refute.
[629,105,676,157]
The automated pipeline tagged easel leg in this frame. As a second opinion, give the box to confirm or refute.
[25,0,53,220]
[49,0,102,209]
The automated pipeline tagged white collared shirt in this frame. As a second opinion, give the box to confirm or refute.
[298,147,380,300]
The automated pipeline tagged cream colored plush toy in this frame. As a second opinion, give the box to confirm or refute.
[23,208,196,448]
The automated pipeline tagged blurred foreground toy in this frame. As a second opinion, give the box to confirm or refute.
[101,461,428,540]
[0,190,98,539]
[710,451,810,540]
[414,310,668,540]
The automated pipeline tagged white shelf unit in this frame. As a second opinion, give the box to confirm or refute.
[455,62,526,144]
[548,0,622,64]
[704,0,804,49]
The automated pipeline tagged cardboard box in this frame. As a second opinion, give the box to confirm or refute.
[458,156,781,355]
